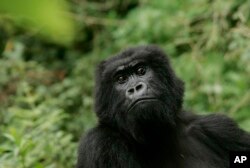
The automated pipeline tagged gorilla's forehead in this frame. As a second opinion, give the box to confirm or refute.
[103,50,150,75]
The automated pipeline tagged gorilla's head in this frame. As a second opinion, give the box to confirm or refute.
[94,45,184,142]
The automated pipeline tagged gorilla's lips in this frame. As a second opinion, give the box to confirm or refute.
[128,97,158,112]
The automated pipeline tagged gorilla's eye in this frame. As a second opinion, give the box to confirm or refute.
[136,66,146,76]
[116,75,127,84]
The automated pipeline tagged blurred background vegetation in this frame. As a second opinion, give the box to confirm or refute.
[0,0,249,167]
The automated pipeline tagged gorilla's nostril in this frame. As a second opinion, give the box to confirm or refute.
[136,84,143,91]
[128,88,134,94]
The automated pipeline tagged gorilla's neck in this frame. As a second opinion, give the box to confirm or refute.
[124,101,181,147]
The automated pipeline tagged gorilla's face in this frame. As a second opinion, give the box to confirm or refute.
[94,46,184,142]
[113,60,162,113]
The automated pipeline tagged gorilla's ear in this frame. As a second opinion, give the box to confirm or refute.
[95,60,106,79]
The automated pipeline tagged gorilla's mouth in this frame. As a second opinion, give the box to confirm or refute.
[128,97,158,112]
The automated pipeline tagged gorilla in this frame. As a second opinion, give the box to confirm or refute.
[77,45,250,168]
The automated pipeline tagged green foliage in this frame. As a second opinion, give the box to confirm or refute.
[0,0,75,45]
[0,0,249,167]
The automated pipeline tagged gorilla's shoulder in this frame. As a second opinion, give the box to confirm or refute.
[185,113,250,151]
[190,114,242,135]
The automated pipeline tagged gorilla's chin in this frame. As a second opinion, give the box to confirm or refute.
[128,100,174,123]
[125,100,176,144]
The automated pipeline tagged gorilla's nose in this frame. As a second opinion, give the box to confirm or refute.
[126,82,147,99]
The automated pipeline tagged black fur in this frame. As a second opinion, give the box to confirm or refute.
[77,45,250,168]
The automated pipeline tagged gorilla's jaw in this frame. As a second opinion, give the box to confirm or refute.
[124,100,177,144]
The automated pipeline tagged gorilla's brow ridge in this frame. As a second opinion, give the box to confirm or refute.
[103,56,147,78]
